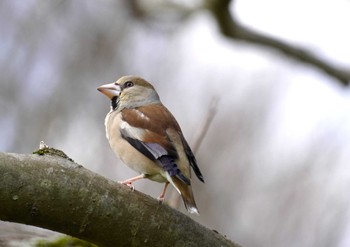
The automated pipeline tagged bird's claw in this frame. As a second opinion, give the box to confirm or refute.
[118,181,135,191]
[157,196,165,203]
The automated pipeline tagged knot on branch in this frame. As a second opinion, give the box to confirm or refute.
[32,141,75,163]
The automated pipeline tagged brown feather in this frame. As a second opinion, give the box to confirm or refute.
[122,104,181,133]
[121,104,181,158]
[171,176,199,214]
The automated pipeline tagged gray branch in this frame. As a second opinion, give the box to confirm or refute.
[0,152,240,247]
[207,0,350,86]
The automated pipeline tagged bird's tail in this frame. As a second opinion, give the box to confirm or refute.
[171,176,199,215]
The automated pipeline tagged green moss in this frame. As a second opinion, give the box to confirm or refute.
[35,236,98,247]
[33,146,75,163]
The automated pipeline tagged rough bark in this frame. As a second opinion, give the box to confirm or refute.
[0,152,240,247]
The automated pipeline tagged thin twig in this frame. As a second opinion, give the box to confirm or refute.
[192,96,219,153]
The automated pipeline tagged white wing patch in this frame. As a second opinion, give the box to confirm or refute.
[120,120,145,140]
[135,109,150,121]
[120,120,129,130]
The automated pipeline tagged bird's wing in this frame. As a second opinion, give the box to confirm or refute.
[119,122,172,160]
[180,135,204,183]
[120,106,190,184]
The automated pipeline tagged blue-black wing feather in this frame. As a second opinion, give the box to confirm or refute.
[120,129,190,185]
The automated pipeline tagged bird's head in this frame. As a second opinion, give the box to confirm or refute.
[98,76,160,110]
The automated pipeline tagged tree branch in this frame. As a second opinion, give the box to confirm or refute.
[192,97,219,154]
[207,0,350,86]
[0,152,240,247]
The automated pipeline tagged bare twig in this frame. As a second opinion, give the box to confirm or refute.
[192,97,219,153]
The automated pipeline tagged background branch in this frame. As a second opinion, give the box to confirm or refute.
[0,152,239,247]
[207,0,350,86]
[192,97,219,154]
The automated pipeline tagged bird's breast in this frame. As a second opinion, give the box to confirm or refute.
[104,111,166,182]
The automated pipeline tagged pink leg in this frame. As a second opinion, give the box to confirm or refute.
[157,182,170,201]
[118,174,145,190]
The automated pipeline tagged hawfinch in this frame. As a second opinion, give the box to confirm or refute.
[97,76,204,214]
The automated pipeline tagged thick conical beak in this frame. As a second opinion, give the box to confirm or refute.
[97,82,121,99]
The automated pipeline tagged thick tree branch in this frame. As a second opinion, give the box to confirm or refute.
[207,0,350,86]
[0,152,239,247]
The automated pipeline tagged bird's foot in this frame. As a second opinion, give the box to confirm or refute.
[118,181,135,191]
[117,174,145,191]
[156,182,169,203]
[157,195,165,203]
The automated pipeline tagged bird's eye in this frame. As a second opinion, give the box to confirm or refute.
[125,81,134,88]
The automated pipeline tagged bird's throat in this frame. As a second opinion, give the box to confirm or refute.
[111,96,119,110]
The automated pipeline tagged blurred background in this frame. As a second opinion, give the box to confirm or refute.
[1,0,350,246]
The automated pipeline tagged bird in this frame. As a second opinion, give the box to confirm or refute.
[97,76,204,214]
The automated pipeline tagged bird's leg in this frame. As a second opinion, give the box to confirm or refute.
[157,182,170,202]
[118,174,145,190]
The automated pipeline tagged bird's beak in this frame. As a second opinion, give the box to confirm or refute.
[97,82,121,99]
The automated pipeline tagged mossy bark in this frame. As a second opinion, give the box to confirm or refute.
[0,152,240,247]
